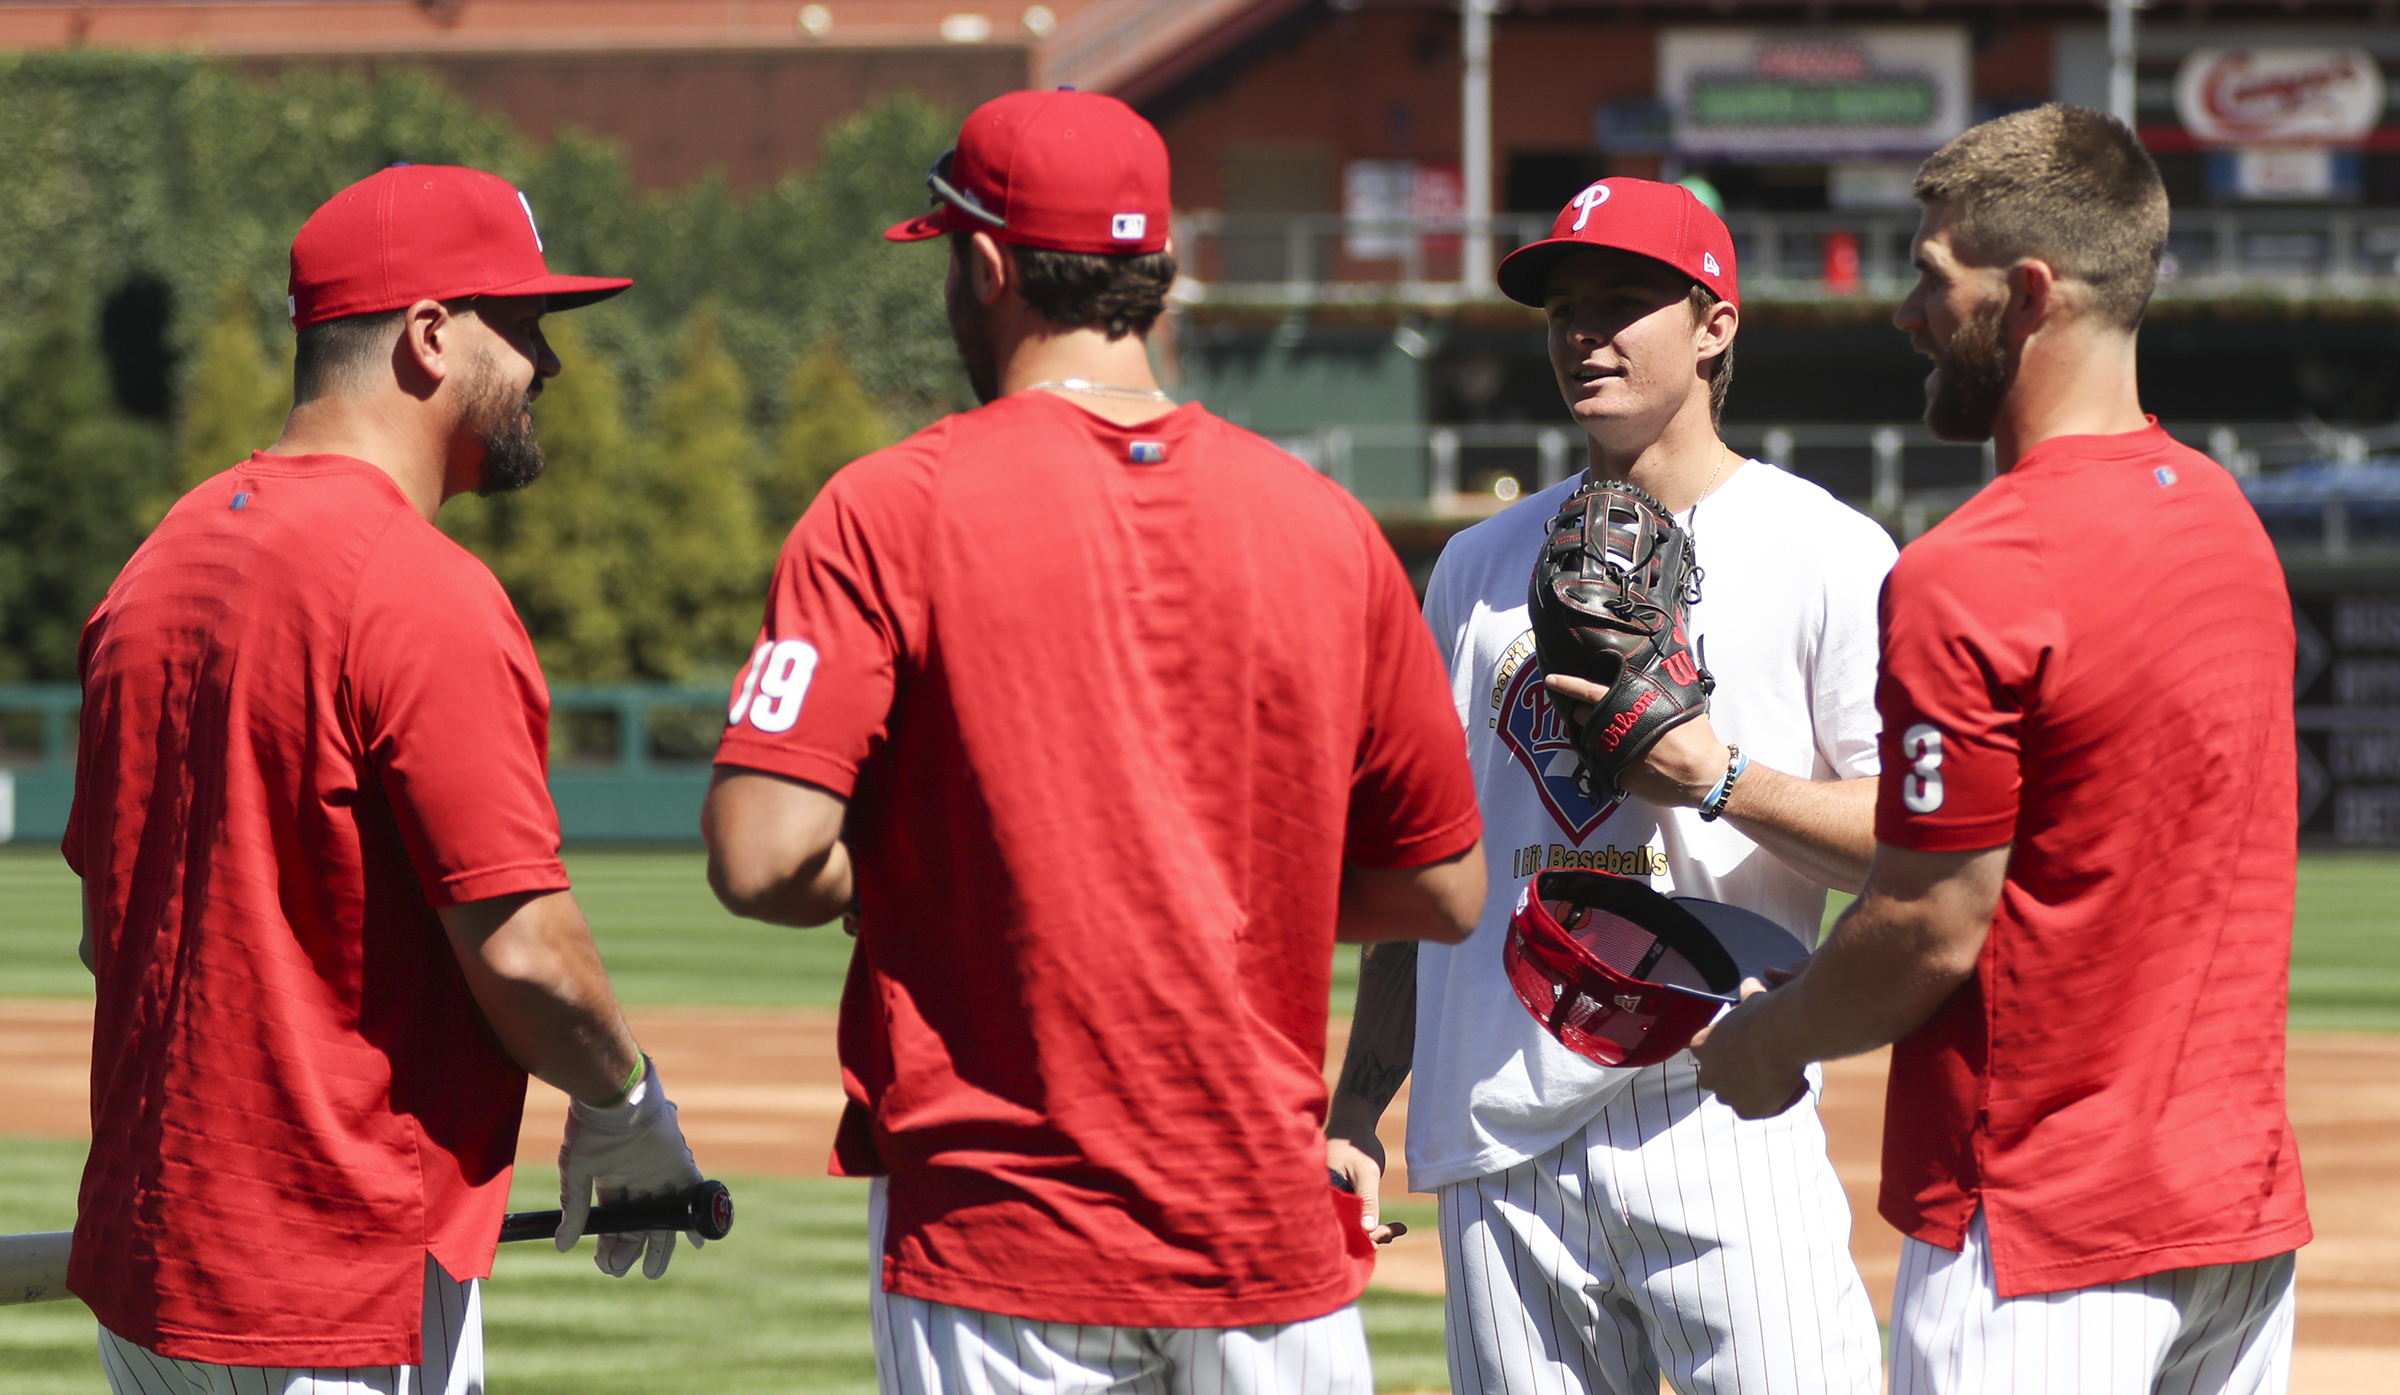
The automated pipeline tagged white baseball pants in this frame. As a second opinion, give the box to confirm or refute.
[96,1256,482,1395]
[867,1178,1375,1395]
[1891,1209,2297,1395]
[1437,1055,1882,1395]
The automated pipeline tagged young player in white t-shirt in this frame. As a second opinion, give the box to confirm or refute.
[1327,179,1895,1395]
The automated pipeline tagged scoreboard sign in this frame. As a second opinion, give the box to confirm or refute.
[1659,27,1972,159]
[2294,588,2400,845]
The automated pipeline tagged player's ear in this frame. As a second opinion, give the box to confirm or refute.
[967,231,1010,307]
[2004,258,2060,337]
[392,298,452,399]
[1696,298,1737,361]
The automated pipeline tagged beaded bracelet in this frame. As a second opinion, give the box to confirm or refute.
[1698,746,1749,823]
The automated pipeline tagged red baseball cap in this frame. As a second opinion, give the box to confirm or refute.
[884,89,1171,255]
[288,164,632,328]
[1497,178,1739,309]
[1501,869,1807,1069]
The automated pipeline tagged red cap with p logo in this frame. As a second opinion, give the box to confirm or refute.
[288,164,632,328]
[1496,178,1738,309]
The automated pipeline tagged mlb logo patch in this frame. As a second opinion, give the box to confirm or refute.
[1111,213,1147,241]
[1129,441,1167,463]
[229,492,251,510]
[2154,465,2178,487]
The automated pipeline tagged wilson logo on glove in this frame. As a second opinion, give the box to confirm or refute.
[1527,479,1715,799]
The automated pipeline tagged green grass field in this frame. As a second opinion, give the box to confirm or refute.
[1,846,2389,1390]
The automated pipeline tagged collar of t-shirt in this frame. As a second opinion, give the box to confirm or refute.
[1013,388,1206,465]
[2009,417,2172,478]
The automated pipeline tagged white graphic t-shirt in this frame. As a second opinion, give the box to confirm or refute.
[1407,461,1899,1190]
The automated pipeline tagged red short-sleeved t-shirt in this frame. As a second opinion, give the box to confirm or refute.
[715,392,1481,1328]
[63,455,568,1366]
[1873,423,2310,1297]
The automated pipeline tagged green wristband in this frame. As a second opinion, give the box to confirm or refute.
[598,1054,647,1108]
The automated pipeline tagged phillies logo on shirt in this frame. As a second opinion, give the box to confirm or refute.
[1496,655,1622,842]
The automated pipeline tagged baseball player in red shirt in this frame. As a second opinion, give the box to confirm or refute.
[66,165,704,1394]
[704,89,1486,1393]
[1694,105,2310,1394]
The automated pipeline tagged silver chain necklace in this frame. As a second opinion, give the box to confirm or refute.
[1023,378,1174,403]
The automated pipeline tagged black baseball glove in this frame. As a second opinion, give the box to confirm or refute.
[1528,478,1713,800]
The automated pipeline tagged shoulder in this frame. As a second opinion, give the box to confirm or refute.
[371,511,521,625]
[1430,480,1570,598]
[1724,462,1898,562]
[1885,479,2036,604]
[820,418,955,503]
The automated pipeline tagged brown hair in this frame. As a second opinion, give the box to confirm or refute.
[1688,283,1734,426]
[954,232,1178,340]
[292,308,402,403]
[1912,103,2169,329]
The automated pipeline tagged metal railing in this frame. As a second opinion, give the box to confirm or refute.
[1276,418,2400,539]
[1172,208,2400,304]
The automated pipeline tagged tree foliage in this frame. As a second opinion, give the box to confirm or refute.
[0,304,174,681]
[0,53,958,683]
[173,280,291,503]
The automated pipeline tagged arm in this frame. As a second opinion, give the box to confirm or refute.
[1325,938,1419,1243]
[1690,840,2010,1118]
[1336,841,1484,946]
[1544,674,1875,892]
[436,889,643,1106]
[79,884,93,975]
[703,766,854,927]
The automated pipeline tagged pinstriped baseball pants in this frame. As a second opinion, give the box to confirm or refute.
[95,1256,481,1395]
[1437,1055,1883,1395]
[1891,1209,2297,1395]
[866,1178,1376,1395]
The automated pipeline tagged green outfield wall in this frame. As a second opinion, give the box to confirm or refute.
[0,684,722,847]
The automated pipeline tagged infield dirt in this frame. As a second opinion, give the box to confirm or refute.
[6,1003,2393,1386]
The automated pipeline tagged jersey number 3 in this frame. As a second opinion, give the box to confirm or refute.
[731,639,820,734]
[1900,722,1944,813]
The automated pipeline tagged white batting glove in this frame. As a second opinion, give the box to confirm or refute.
[555,1057,704,1279]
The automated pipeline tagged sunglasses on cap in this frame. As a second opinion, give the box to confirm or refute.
[925,149,1006,231]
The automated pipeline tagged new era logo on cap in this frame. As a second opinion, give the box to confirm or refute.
[1112,213,1147,241]
[1704,252,1721,276]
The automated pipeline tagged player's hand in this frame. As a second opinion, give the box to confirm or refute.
[556,1057,705,1279]
[1691,975,1811,1119]
[1326,1133,1406,1245]
[1542,674,1731,809]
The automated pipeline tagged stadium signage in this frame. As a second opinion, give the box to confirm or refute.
[2174,49,2385,145]
[1659,27,1970,158]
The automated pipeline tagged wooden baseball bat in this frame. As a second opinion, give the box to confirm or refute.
[0,1180,734,1307]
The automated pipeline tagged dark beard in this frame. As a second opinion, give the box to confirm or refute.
[1922,297,2013,442]
[945,266,1002,406]
[466,355,547,496]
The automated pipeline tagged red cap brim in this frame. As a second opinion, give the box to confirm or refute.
[884,208,958,243]
[483,272,635,312]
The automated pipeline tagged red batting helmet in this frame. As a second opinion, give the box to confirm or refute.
[1503,868,1809,1068]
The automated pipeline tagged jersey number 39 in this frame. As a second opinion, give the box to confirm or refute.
[731,639,819,734]
[1900,722,1944,813]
